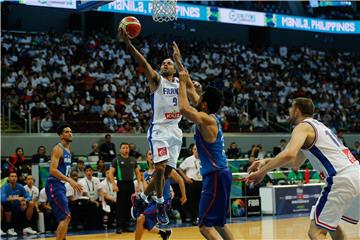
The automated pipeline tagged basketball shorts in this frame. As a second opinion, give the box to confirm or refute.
[45,180,71,223]
[310,165,360,231]
[147,124,182,169]
[199,168,232,227]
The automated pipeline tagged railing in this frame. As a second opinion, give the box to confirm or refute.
[3,102,28,133]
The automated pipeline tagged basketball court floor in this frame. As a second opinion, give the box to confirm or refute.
[16,214,360,240]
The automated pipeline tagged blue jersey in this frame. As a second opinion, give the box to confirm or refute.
[48,143,72,183]
[194,114,228,176]
[1,183,31,212]
[144,170,171,201]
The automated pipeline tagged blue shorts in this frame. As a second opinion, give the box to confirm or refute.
[199,169,232,227]
[142,199,171,230]
[45,180,71,223]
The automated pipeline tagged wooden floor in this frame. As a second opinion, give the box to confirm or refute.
[37,217,359,240]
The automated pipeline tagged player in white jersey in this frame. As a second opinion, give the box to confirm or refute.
[246,97,359,240]
[120,31,199,225]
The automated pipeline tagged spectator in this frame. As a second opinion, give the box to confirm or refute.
[88,143,102,162]
[40,112,53,132]
[96,159,106,178]
[273,139,287,156]
[103,109,118,132]
[78,166,102,230]
[90,99,102,115]
[252,112,269,132]
[129,143,142,161]
[9,147,25,173]
[98,169,117,229]
[352,141,360,160]
[23,175,39,230]
[178,145,202,225]
[109,142,141,234]
[72,159,85,178]
[99,134,116,162]
[65,170,97,231]
[30,101,46,132]
[336,128,347,147]
[226,142,242,159]
[239,113,253,132]
[102,96,115,114]
[1,172,37,236]
[38,188,57,232]
[31,146,49,164]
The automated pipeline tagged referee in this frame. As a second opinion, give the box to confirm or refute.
[109,142,141,234]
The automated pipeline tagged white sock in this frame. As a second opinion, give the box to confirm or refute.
[140,192,148,201]
[156,196,164,204]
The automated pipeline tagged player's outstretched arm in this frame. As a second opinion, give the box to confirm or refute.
[246,123,310,185]
[172,42,201,106]
[49,145,82,193]
[178,70,213,126]
[119,30,160,92]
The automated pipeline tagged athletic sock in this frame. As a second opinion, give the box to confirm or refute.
[156,196,164,204]
[140,192,148,201]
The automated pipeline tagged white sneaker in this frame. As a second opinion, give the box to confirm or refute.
[0,229,6,236]
[7,228,18,236]
[23,227,37,235]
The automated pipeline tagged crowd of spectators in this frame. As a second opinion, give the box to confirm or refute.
[1,31,360,134]
[303,2,360,20]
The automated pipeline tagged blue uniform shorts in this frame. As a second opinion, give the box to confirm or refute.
[199,168,232,227]
[143,199,171,230]
[45,180,71,223]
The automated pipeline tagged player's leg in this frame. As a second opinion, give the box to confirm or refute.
[308,220,328,240]
[199,226,222,240]
[135,214,146,240]
[56,215,71,240]
[329,226,346,240]
[215,225,234,240]
[25,200,35,221]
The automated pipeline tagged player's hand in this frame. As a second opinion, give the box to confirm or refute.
[119,29,131,45]
[179,70,189,83]
[69,178,83,193]
[247,159,266,174]
[172,41,181,62]
[185,176,193,184]
[136,185,141,193]
[192,81,202,95]
[246,170,266,185]
[180,195,187,205]
[112,183,119,192]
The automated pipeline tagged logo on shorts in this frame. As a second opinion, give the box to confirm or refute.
[158,147,168,157]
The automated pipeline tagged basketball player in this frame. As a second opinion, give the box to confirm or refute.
[246,98,360,240]
[134,150,187,240]
[120,31,198,224]
[45,124,82,240]
[178,70,234,240]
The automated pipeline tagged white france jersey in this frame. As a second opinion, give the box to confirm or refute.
[150,75,182,125]
[301,118,358,178]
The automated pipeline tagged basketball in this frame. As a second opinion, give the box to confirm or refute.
[118,16,141,39]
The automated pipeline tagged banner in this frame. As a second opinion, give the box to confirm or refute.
[217,8,265,26]
[266,13,360,34]
[98,0,209,21]
[274,185,322,215]
[19,0,76,9]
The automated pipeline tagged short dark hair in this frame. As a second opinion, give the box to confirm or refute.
[202,86,223,114]
[57,124,71,136]
[105,134,111,138]
[293,98,314,116]
[84,165,93,171]
[120,142,129,148]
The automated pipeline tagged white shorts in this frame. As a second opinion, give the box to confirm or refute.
[310,165,360,231]
[147,124,182,169]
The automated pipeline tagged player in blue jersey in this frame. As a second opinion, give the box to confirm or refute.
[178,70,234,240]
[133,150,187,240]
[45,124,82,240]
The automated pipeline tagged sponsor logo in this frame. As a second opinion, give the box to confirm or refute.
[342,148,357,163]
[158,147,168,157]
[248,199,260,207]
[165,112,181,119]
